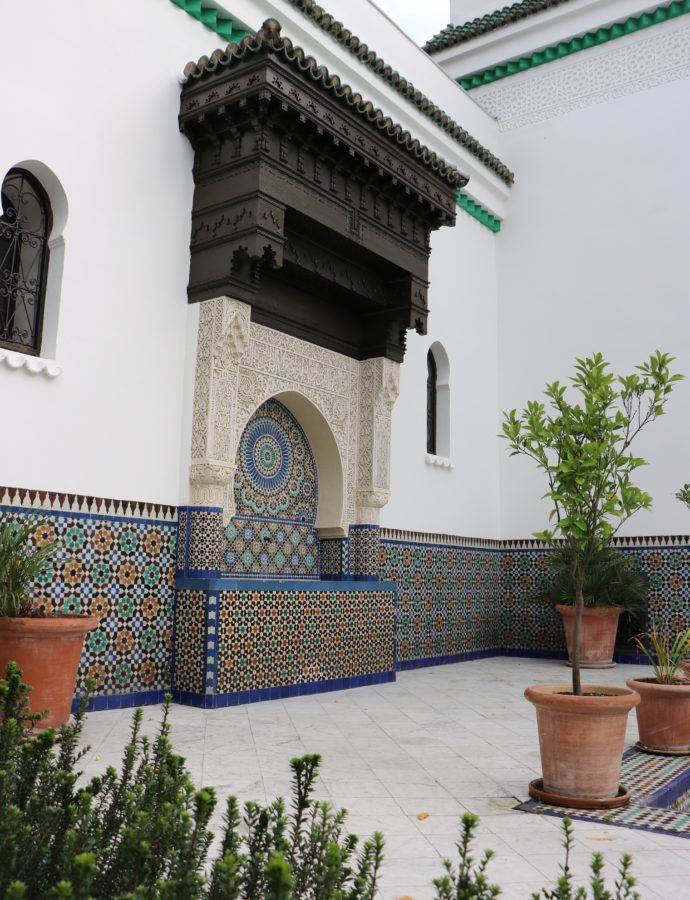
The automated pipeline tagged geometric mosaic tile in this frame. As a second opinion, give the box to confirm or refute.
[234,398,317,523]
[223,517,318,578]
[519,748,690,837]
[223,397,319,578]
[381,538,503,664]
[172,589,206,693]
[214,587,395,693]
[350,525,380,578]
[1,503,177,698]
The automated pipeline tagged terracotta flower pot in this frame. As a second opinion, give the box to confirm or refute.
[525,683,639,806]
[556,605,623,668]
[626,676,690,754]
[0,615,98,728]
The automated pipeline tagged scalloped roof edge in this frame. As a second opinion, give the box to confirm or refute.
[183,18,472,187]
[423,0,570,53]
[285,0,514,185]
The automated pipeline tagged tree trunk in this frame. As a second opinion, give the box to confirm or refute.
[572,572,584,696]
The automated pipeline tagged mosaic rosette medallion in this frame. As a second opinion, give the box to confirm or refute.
[225,399,319,577]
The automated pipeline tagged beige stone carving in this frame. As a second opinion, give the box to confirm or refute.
[189,296,400,531]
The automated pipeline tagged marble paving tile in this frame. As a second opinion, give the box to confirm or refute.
[74,657,690,898]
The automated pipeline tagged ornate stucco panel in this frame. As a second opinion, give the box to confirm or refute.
[356,358,400,525]
[189,297,400,531]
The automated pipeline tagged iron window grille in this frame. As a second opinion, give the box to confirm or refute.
[0,168,52,355]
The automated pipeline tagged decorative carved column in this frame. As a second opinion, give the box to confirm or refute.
[352,358,401,578]
[185,296,251,573]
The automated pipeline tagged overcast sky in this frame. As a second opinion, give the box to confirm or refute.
[370,0,452,45]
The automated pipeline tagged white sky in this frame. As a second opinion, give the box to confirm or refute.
[370,0,452,45]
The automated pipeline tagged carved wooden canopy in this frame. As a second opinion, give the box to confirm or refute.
[179,19,462,362]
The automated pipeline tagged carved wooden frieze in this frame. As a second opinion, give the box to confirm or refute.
[180,19,461,362]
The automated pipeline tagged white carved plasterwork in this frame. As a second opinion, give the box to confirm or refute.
[356,358,400,525]
[189,296,402,530]
[472,21,690,131]
[190,298,251,522]
[234,324,361,529]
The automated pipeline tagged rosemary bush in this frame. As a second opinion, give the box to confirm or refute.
[0,663,639,899]
[0,662,383,898]
[434,814,638,900]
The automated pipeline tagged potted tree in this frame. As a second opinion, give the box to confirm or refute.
[0,514,98,728]
[626,626,690,754]
[540,544,646,668]
[502,351,682,807]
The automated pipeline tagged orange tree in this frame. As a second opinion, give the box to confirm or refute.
[501,352,682,694]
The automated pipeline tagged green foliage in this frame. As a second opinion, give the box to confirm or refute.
[1,663,643,900]
[501,351,681,692]
[433,815,639,900]
[538,544,646,617]
[632,625,690,684]
[531,817,639,900]
[675,483,690,510]
[433,813,501,898]
[0,662,384,899]
[0,515,60,616]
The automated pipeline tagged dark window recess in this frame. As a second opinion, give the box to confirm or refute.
[0,169,52,355]
[427,349,437,454]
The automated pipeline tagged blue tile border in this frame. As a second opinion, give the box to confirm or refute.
[175,576,395,592]
[72,689,168,713]
[396,648,502,670]
[172,670,396,707]
[503,647,568,661]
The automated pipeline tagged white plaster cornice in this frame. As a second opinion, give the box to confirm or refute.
[471,17,690,130]
[0,349,62,378]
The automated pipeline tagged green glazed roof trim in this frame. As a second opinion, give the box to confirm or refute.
[183,19,467,187]
[460,0,690,89]
[424,0,570,54]
[457,192,501,232]
[286,0,515,185]
[169,0,251,43]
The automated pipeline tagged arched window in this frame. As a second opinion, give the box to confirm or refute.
[0,168,52,355]
[426,350,437,454]
[426,342,451,460]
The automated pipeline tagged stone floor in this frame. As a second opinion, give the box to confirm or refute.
[77,657,690,899]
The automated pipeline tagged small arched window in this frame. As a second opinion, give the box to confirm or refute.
[0,168,52,355]
[426,342,451,460]
[426,350,437,454]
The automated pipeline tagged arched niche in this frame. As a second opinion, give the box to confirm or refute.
[237,389,345,537]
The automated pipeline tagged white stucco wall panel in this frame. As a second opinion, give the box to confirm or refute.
[383,213,500,537]
[1,0,241,503]
[496,65,690,538]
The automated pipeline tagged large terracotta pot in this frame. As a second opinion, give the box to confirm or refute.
[626,676,690,754]
[0,616,98,728]
[525,683,639,806]
[556,605,623,668]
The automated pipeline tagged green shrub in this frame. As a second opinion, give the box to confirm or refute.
[433,812,639,900]
[0,663,639,899]
[0,662,383,898]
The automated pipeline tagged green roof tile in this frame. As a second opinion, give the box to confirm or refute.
[287,0,514,185]
[423,0,570,53]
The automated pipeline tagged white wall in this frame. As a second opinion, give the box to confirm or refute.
[0,1,241,504]
[383,212,500,537]
[1,0,506,510]
[495,61,690,537]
